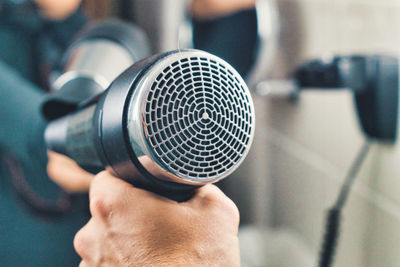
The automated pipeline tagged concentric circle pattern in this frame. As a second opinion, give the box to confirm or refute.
[143,55,254,181]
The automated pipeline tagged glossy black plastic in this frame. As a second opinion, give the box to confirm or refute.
[94,53,198,201]
[294,55,399,142]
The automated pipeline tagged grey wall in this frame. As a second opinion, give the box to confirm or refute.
[264,0,400,266]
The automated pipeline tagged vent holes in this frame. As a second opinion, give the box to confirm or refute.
[142,55,254,181]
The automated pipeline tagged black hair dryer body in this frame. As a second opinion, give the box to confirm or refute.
[43,20,256,201]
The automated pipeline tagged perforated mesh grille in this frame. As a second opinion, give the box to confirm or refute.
[143,55,254,181]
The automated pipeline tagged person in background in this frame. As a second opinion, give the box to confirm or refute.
[0,1,89,266]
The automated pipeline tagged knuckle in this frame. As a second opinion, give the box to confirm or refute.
[199,185,223,201]
[89,172,125,219]
[95,170,110,180]
[224,198,240,225]
[74,229,88,258]
[213,194,235,212]
[89,196,113,219]
[89,171,108,190]
[200,186,228,207]
[213,199,240,231]
[202,187,240,224]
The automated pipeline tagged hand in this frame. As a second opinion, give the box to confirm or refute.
[74,171,240,266]
[47,151,94,193]
[35,0,82,20]
[191,0,255,20]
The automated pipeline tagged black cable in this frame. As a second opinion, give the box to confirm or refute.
[318,140,371,267]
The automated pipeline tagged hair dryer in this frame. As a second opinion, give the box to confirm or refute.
[43,23,255,201]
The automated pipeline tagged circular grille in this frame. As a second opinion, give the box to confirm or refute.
[142,53,254,182]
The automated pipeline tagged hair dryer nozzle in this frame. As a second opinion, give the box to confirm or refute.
[45,49,256,200]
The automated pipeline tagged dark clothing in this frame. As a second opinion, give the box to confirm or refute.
[0,9,90,266]
[193,8,259,78]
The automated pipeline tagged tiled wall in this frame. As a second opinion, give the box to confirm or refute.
[262,0,400,266]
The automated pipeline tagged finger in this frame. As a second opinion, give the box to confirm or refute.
[187,184,240,226]
[74,218,101,263]
[47,151,95,193]
[89,171,158,219]
[188,184,227,205]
